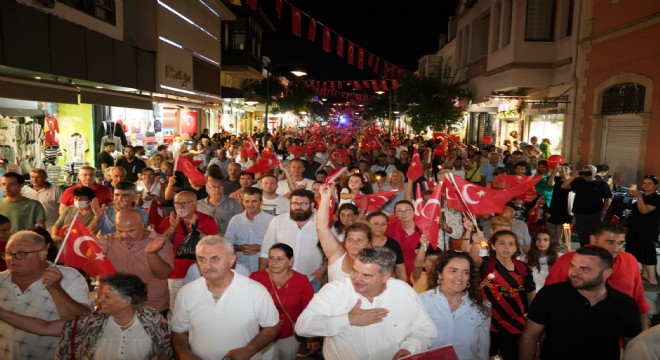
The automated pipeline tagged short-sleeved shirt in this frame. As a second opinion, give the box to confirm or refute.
[528,281,641,360]
[570,178,612,214]
[170,273,280,360]
[225,211,274,273]
[196,196,243,235]
[0,264,90,359]
[22,183,62,229]
[115,157,147,183]
[60,183,113,207]
[54,206,96,232]
[385,218,422,279]
[0,197,46,233]
[97,151,114,169]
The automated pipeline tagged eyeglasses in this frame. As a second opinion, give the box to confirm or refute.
[395,208,413,214]
[0,249,44,260]
[174,201,195,207]
[290,202,310,207]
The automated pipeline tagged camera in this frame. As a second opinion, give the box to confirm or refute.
[578,171,592,177]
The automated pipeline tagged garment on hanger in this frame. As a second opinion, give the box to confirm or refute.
[64,133,88,161]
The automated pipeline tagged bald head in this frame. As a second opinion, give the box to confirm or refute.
[116,209,146,243]
[501,206,515,220]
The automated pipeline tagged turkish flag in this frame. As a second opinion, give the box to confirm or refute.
[308,19,317,41]
[176,156,207,186]
[276,0,283,19]
[493,174,543,203]
[291,7,302,37]
[245,149,280,173]
[368,53,374,68]
[56,216,116,278]
[527,196,544,224]
[391,79,398,90]
[444,174,521,215]
[322,26,331,52]
[357,48,365,69]
[414,184,443,249]
[148,200,164,229]
[240,137,258,160]
[371,81,379,92]
[246,0,257,11]
[406,148,424,182]
[324,167,347,186]
[354,189,399,212]
[353,81,362,91]
[337,36,344,57]
[373,57,380,73]
[381,80,389,91]
[329,148,350,164]
[361,136,381,152]
[347,42,355,65]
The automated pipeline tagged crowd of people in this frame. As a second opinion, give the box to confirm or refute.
[0,127,658,360]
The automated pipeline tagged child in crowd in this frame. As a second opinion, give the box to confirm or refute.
[411,234,442,293]
[338,173,369,206]
[470,230,536,360]
[519,229,562,292]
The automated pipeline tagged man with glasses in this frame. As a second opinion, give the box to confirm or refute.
[260,189,325,291]
[561,164,612,246]
[0,172,46,233]
[197,175,242,234]
[385,200,422,281]
[225,187,274,273]
[0,230,90,359]
[545,222,650,329]
[59,165,113,214]
[158,191,218,309]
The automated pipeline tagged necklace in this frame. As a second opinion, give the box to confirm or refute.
[114,315,136,330]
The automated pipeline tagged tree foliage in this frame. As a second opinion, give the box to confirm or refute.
[396,60,470,132]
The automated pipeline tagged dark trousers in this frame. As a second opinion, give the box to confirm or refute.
[574,212,603,246]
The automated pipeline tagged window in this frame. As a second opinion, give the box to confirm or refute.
[232,18,246,51]
[525,0,555,41]
[58,0,116,25]
[601,83,646,115]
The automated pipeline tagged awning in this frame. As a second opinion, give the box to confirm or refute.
[0,75,79,104]
[526,84,572,101]
[80,87,153,110]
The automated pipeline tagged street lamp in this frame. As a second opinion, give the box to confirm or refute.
[375,89,395,132]
[262,56,307,134]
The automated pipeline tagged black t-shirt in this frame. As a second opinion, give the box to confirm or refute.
[570,178,612,214]
[115,157,147,182]
[383,237,405,265]
[528,281,641,360]
[98,151,114,169]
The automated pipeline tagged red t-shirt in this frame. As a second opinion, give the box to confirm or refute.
[60,183,114,206]
[250,270,314,339]
[157,211,218,278]
[545,249,651,314]
[385,216,421,280]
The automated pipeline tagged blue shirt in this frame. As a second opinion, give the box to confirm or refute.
[225,211,274,273]
[419,289,490,360]
[99,205,149,235]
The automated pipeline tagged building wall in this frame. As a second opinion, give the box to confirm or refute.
[575,0,660,182]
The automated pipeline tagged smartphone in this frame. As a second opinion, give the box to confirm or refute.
[578,171,592,176]
[159,173,167,179]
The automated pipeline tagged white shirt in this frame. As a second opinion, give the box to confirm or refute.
[419,289,491,360]
[171,272,280,360]
[260,213,323,280]
[260,195,290,216]
[276,178,314,196]
[0,264,90,360]
[93,316,152,360]
[295,277,436,360]
[22,183,63,229]
[327,252,350,283]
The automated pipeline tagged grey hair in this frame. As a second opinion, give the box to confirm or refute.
[586,165,597,174]
[196,235,234,255]
[9,230,46,247]
[357,247,396,275]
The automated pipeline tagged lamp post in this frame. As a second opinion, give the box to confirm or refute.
[261,56,306,135]
[376,89,395,133]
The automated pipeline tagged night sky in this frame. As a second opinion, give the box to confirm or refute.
[260,0,460,81]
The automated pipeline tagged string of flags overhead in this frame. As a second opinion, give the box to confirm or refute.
[244,0,404,79]
[304,79,399,100]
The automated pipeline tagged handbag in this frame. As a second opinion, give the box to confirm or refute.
[175,222,201,259]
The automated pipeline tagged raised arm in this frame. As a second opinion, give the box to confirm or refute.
[317,185,346,263]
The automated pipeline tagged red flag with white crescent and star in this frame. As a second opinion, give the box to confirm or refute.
[354,189,399,213]
[406,148,424,182]
[493,174,544,203]
[328,148,350,165]
[245,149,280,173]
[56,215,116,278]
[176,156,207,186]
[444,173,521,215]
[361,136,381,152]
[240,137,259,160]
[324,167,347,186]
[414,183,443,249]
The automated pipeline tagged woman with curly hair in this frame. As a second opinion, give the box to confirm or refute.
[519,229,562,291]
[419,251,491,359]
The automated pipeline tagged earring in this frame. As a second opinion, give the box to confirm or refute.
[466,282,471,288]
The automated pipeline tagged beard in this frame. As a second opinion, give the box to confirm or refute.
[570,271,605,290]
[290,208,312,222]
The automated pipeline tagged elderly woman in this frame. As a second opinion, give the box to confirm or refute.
[419,251,490,359]
[0,273,173,360]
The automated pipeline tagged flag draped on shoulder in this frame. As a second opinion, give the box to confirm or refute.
[55,215,115,278]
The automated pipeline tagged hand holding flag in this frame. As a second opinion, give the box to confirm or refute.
[54,214,116,278]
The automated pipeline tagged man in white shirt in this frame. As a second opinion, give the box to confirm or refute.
[171,235,280,360]
[259,174,289,216]
[370,154,397,174]
[295,247,436,359]
[23,168,62,229]
[276,159,315,197]
[259,189,325,290]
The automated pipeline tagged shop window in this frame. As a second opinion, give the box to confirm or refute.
[58,0,116,25]
[525,0,555,41]
[601,83,645,115]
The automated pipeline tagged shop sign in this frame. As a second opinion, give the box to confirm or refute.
[165,65,192,88]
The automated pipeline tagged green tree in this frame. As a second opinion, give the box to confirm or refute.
[396,60,470,132]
